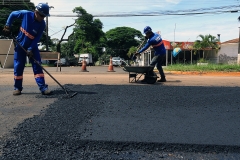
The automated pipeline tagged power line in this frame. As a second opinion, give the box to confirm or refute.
[50,28,66,36]
[48,10,239,17]
[45,4,240,17]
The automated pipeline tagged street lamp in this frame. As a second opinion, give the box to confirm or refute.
[46,2,54,51]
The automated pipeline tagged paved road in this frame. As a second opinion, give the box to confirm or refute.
[0,65,127,74]
[0,66,240,159]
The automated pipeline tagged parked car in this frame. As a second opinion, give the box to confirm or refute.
[112,57,122,66]
[54,58,69,66]
[66,56,78,66]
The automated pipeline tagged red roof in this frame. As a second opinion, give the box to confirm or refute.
[221,38,239,44]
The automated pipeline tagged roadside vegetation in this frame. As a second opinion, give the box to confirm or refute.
[25,63,55,67]
[165,63,240,72]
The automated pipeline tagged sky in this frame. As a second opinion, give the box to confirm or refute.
[30,0,240,43]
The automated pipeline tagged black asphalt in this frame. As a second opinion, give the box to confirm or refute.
[0,67,240,159]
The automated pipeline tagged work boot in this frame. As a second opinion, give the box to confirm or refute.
[141,79,147,82]
[42,89,52,95]
[13,90,21,95]
[157,77,166,82]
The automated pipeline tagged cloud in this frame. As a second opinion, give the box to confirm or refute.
[165,0,181,4]
[30,0,238,42]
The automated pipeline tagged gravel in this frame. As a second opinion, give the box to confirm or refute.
[0,84,240,159]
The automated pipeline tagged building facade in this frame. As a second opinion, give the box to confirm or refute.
[140,38,240,66]
[218,38,239,64]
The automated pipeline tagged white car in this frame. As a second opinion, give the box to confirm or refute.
[112,57,122,66]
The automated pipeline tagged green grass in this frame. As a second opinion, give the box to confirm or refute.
[25,63,55,67]
[25,63,240,72]
[164,63,240,72]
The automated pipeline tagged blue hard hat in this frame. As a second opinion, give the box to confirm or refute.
[143,26,152,34]
[36,3,50,17]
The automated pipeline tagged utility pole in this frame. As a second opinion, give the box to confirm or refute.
[46,15,49,51]
[238,27,240,64]
[238,28,240,54]
[46,2,54,51]
[171,23,176,65]
[174,23,176,44]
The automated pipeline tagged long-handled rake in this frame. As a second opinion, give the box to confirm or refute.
[11,36,78,98]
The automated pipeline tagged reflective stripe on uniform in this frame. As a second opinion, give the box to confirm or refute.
[34,74,44,78]
[152,41,163,48]
[20,27,35,39]
[14,76,23,79]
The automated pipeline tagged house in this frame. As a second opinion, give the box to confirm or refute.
[139,40,219,66]
[139,38,240,66]
[0,39,14,68]
[218,38,239,64]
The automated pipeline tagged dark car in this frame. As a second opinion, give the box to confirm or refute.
[54,58,69,66]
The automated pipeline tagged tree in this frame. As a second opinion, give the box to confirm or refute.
[60,40,75,58]
[105,27,143,59]
[50,38,59,51]
[193,34,220,61]
[0,1,35,38]
[56,22,76,56]
[50,6,105,62]
[0,1,54,50]
[72,6,104,54]
[40,33,54,51]
[127,39,147,58]
[127,46,137,58]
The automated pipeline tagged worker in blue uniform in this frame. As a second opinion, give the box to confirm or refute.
[2,3,52,95]
[136,26,167,82]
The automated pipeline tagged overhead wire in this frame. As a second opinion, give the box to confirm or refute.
[46,3,240,37]
[2,1,239,39]
[48,3,238,32]
[39,4,240,17]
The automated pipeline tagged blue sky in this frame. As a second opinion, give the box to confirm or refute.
[31,0,240,42]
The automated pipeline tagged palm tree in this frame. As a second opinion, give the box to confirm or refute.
[193,34,220,62]
[208,34,220,50]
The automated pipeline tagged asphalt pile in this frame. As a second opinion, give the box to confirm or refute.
[0,84,240,159]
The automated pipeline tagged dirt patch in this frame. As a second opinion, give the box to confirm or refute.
[168,71,240,76]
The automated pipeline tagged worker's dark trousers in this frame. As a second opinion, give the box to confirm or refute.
[150,54,166,78]
[13,47,48,92]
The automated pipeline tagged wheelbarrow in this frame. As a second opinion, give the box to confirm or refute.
[123,66,159,84]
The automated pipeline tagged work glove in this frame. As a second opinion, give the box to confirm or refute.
[26,50,33,58]
[2,25,11,36]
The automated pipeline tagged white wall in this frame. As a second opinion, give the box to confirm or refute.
[238,54,240,64]
[136,50,152,66]
[0,39,14,68]
[218,43,238,64]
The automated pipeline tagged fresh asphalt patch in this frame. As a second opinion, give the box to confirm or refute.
[0,84,240,159]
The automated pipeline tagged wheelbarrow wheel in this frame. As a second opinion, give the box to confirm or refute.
[145,71,157,84]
